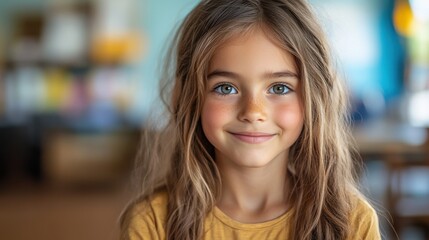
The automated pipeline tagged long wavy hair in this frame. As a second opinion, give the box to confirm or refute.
[121,0,362,239]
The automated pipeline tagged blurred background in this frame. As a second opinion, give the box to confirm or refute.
[0,0,428,239]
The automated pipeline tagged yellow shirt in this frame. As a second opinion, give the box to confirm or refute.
[125,191,381,240]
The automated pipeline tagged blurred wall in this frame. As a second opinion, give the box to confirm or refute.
[132,0,199,119]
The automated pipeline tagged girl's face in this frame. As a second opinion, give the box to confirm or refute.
[201,28,304,169]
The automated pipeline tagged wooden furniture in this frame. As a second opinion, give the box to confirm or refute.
[43,129,139,187]
[355,121,429,238]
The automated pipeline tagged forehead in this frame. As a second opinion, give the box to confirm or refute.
[208,27,297,74]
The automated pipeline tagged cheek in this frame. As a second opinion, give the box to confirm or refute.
[201,100,233,134]
[275,101,304,131]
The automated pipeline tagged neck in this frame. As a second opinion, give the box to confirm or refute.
[215,153,290,223]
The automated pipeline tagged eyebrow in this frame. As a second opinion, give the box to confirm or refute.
[207,70,299,81]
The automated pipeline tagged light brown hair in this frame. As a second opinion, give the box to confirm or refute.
[121,0,362,239]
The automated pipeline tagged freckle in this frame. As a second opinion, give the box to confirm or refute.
[210,102,231,113]
[246,98,265,112]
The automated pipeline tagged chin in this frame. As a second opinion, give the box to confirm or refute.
[231,155,278,168]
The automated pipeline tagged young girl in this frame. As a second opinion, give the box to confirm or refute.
[121,0,381,239]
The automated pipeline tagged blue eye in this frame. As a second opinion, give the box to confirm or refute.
[214,84,238,95]
[268,84,291,95]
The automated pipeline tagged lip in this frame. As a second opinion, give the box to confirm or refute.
[229,132,276,144]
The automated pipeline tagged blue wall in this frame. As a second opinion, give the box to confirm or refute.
[132,0,199,120]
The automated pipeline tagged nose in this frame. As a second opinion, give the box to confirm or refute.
[238,95,267,123]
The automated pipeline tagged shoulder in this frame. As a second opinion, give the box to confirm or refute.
[122,191,168,240]
[130,191,169,224]
[348,196,381,240]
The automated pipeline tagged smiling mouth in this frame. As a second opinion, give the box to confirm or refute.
[229,132,276,144]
